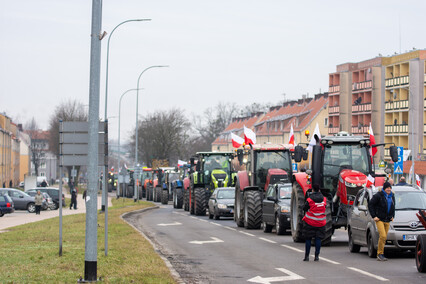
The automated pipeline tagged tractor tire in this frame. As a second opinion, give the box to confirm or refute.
[189,189,195,215]
[194,188,207,216]
[234,182,244,227]
[147,187,152,201]
[322,200,333,246]
[161,190,168,205]
[243,190,262,229]
[184,189,189,211]
[416,234,426,272]
[290,183,305,242]
[174,187,183,209]
[155,186,162,202]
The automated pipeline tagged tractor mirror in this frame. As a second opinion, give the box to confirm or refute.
[293,146,304,162]
[237,149,244,165]
[389,146,398,163]
[303,149,308,160]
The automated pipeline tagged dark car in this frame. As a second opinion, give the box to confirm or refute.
[348,185,426,257]
[262,183,292,235]
[0,188,36,213]
[26,187,65,210]
[0,194,15,216]
[208,187,235,220]
[26,191,50,210]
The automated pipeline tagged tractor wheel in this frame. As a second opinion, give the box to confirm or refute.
[194,188,207,216]
[161,190,168,205]
[184,189,189,211]
[155,186,162,202]
[234,182,244,227]
[148,187,153,201]
[175,187,183,209]
[322,199,333,246]
[189,189,195,215]
[243,190,262,229]
[416,234,426,272]
[290,183,305,242]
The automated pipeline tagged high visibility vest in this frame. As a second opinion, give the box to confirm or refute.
[303,197,326,227]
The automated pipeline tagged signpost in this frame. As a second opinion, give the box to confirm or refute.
[394,146,403,175]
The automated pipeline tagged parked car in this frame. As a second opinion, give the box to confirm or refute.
[262,183,292,235]
[348,185,426,257]
[26,187,65,210]
[0,194,15,217]
[18,181,24,188]
[26,191,53,210]
[0,188,36,213]
[208,187,235,220]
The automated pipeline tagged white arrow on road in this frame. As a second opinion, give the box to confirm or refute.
[157,222,182,226]
[189,237,224,245]
[247,268,304,283]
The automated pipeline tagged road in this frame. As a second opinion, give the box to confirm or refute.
[124,203,426,284]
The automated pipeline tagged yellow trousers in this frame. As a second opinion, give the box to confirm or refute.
[375,220,390,256]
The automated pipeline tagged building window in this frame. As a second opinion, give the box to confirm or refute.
[324,117,328,127]
[41,162,46,169]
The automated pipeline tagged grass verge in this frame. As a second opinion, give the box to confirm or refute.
[0,198,176,283]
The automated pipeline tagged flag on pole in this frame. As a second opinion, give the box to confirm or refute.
[231,133,244,148]
[307,123,321,152]
[288,124,295,146]
[366,174,375,187]
[416,174,421,187]
[244,126,256,145]
[369,123,377,157]
[408,164,414,183]
[178,160,187,167]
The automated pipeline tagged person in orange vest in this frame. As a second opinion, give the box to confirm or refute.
[302,183,326,261]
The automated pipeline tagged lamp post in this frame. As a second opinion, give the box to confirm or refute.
[134,65,169,201]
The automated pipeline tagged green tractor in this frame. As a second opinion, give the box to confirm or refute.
[189,152,236,215]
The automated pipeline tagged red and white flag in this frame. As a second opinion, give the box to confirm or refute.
[416,174,421,187]
[366,174,375,187]
[288,124,295,146]
[231,133,244,148]
[178,160,187,167]
[307,123,321,152]
[244,126,256,145]
[369,123,377,157]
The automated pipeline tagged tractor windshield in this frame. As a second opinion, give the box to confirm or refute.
[322,144,370,192]
[255,150,292,188]
[204,155,231,174]
[168,173,180,183]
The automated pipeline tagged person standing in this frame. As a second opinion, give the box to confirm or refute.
[40,179,48,187]
[368,181,395,261]
[34,190,43,215]
[302,184,327,261]
[70,188,77,210]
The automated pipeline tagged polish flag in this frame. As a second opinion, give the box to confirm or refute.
[416,174,421,187]
[178,160,187,167]
[244,126,256,145]
[366,174,375,187]
[288,124,295,146]
[307,123,321,152]
[369,123,377,157]
[231,133,244,148]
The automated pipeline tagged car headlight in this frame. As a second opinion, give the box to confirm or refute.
[218,204,227,209]
[280,205,290,213]
[345,181,357,187]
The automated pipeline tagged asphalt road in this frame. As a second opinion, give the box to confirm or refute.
[124,203,426,284]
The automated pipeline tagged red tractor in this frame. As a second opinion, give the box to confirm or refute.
[234,144,298,229]
[290,131,398,244]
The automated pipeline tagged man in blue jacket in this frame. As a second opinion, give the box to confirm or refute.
[368,182,395,261]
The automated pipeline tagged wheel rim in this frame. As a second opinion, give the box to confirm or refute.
[368,234,373,256]
[244,200,248,224]
[29,204,35,213]
[276,215,280,232]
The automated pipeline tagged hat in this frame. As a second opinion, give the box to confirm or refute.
[383,182,392,190]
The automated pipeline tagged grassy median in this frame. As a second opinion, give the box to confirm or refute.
[0,198,176,283]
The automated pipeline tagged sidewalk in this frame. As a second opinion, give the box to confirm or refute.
[0,193,112,232]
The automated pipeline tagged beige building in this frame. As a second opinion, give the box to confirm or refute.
[0,113,21,187]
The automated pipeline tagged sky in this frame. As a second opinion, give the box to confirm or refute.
[1,0,426,142]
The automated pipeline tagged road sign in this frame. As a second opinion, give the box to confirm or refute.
[394,146,403,174]
[378,160,386,168]
[292,163,298,172]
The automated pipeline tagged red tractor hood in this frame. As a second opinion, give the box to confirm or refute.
[337,169,367,205]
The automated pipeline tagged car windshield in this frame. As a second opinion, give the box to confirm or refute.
[217,190,235,199]
[395,191,426,210]
[278,185,292,199]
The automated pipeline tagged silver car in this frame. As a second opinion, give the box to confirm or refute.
[348,185,426,257]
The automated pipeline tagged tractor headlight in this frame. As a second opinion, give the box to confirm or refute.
[345,181,357,187]
[218,204,227,209]
[280,205,290,213]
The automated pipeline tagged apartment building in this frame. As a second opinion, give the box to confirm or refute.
[0,113,21,187]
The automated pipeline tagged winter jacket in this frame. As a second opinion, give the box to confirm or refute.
[34,193,43,206]
[303,192,326,227]
[368,190,395,222]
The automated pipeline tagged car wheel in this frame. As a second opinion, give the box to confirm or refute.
[348,229,361,253]
[0,210,3,217]
[27,203,36,213]
[52,202,58,210]
[214,208,220,220]
[367,232,377,258]
[276,214,285,235]
[208,208,213,219]
[416,234,426,272]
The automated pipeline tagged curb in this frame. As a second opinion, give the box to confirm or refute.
[121,206,184,284]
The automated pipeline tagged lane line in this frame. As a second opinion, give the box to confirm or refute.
[199,219,208,222]
[224,226,237,231]
[281,244,304,253]
[211,222,223,227]
[311,255,340,265]
[258,237,277,244]
[347,267,389,281]
[239,231,255,237]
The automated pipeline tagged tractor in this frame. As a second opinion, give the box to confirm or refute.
[290,131,398,244]
[189,152,235,215]
[234,144,297,229]
[141,168,152,199]
[161,167,180,205]
[173,164,190,209]
[149,168,164,203]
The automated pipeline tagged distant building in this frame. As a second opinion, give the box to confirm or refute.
[0,113,21,187]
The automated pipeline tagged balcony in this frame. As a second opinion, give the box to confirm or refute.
[385,100,409,111]
[329,106,340,114]
[352,103,372,113]
[352,80,372,91]
[351,126,369,134]
[385,124,409,134]
[385,75,409,88]
[328,127,339,134]
[424,124,426,133]
[329,85,340,94]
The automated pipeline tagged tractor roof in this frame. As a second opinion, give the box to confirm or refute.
[243,143,294,151]
[196,151,234,156]
[322,131,369,143]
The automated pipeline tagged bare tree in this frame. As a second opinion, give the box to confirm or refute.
[25,118,45,176]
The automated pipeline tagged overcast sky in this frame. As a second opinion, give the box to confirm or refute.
[1,0,425,142]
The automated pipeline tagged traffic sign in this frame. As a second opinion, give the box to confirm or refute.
[292,163,298,172]
[394,146,403,174]
[378,160,386,168]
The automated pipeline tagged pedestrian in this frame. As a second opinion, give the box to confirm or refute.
[395,176,407,186]
[302,184,327,262]
[368,181,395,261]
[70,188,77,210]
[34,190,43,215]
[9,180,12,188]
[83,189,87,201]
[40,179,48,187]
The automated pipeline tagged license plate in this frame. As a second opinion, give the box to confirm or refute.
[403,234,417,241]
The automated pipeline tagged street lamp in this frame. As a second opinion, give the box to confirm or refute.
[134,65,169,201]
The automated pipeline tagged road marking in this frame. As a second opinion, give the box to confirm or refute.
[239,231,255,237]
[248,268,305,283]
[258,237,277,244]
[157,222,182,226]
[224,226,237,231]
[311,255,340,265]
[211,222,223,227]
[199,219,208,222]
[190,216,198,219]
[347,267,389,281]
[280,244,303,253]
[189,237,224,245]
